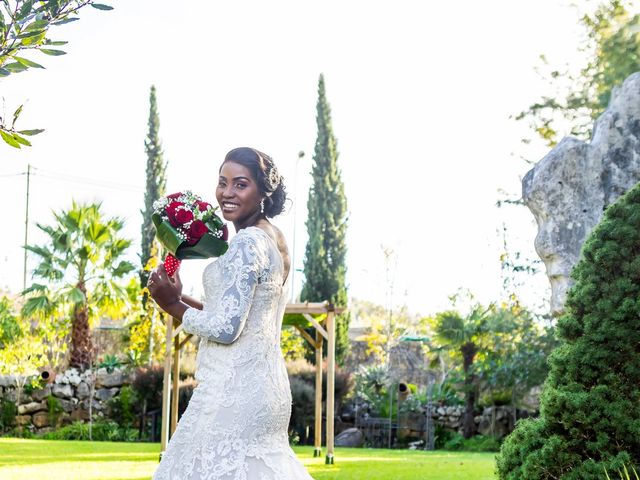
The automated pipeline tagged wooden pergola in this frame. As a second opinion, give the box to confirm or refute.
[160,301,345,465]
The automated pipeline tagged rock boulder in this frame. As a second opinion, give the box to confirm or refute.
[523,72,640,315]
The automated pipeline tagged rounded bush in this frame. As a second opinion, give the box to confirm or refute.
[497,184,640,478]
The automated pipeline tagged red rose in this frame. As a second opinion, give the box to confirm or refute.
[186,220,208,245]
[175,208,194,225]
[167,192,183,199]
[196,201,211,212]
[165,201,193,227]
[221,224,229,241]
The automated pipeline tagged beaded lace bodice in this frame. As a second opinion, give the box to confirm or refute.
[153,226,312,480]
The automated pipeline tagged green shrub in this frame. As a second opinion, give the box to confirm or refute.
[286,359,353,445]
[46,396,64,427]
[23,376,44,395]
[444,433,501,452]
[434,425,457,449]
[3,426,34,438]
[288,376,315,442]
[497,183,640,479]
[107,385,137,428]
[604,464,640,480]
[443,432,465,451]
[430,379,463,407]
[479,389,512,407]
[40,421,137,442]
[98,354,122,373]
[0,399,17,430]
[131,364,164,412]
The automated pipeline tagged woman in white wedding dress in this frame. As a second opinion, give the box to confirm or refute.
[148,147,314,480]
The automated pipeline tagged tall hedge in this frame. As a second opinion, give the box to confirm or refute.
[497,183,640,479]
[301,74,350,364]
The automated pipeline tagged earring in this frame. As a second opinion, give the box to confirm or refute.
[260,199,265,214]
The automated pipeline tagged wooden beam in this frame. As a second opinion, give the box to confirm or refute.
[303,313,328,340]
[172,323,183,339]
[160,317,174,454]
[294,325,317,349]
[325,311,336,464]
[314,331,323,458]
[285,302,346,315]
[178,333,193,350]
[170,333,180,436]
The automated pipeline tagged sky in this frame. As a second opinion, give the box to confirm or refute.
[0,0,598,317]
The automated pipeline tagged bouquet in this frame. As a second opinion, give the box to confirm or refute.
[152,191,229,275]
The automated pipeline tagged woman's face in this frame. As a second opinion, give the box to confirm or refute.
[216,161,262,227]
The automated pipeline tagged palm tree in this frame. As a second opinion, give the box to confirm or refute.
[433,304,492,439]
[22,202,135,369]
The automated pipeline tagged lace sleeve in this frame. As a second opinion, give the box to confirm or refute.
[182,231,264,344]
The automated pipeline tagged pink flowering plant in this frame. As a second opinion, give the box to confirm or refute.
[152,191,228,274]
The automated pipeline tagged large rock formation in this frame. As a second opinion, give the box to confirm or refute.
[523,72,640,316]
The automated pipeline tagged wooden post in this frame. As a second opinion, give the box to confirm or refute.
[325,310,336,465]
[170,333,181,435]
[314,330,323,457]
[160,317,174,456]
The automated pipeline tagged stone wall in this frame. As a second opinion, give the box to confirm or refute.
[337,403,532,448]
[345,404,532,448]
[430,404,530,439]
[0,367,130,434]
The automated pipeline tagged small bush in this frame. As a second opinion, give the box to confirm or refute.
[443,432,465,451]
[98,354,122,373]
[285,360,353,445]
[46,396,64,427]
[444,433,501,452]
[3,426,34,438]
[497,180,640,478]
[131,364,164,412]
[289,377,315,442]
[107,385,137,428]
[41,421,137,442]
[0,399,17,430]
[23,376,44,395]
[434,425,457,449]
[479,389,513,408]
[286,359,353,406]
[604,464,640,480]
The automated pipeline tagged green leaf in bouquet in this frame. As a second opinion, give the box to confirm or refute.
[204,217,223,232]
[154,217,184,256]
[176,232,228,260]
[152,212,163,228]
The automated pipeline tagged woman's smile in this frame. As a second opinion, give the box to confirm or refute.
[216,161,263,229]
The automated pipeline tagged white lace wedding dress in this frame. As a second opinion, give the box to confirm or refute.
[153,226,313,480]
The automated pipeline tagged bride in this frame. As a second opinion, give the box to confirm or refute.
[147,147,314,479]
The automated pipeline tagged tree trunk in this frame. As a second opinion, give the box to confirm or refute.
[70,283,93,369]
[461,341,477,439]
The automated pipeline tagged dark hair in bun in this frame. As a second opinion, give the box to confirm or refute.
[222,147,287,218]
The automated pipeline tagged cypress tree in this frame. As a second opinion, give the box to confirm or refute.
[497,182,640,479]
[131,85,167,365]
[301,74,350,364]
[140,85,167,293]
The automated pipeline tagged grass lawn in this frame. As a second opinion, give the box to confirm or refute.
[0,438,497,479]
